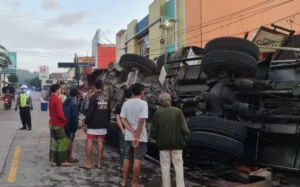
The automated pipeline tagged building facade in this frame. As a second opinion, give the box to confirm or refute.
[117,0,184,61]
[92,29,116,69]
[117,0,300,61]
[116,30,127,62]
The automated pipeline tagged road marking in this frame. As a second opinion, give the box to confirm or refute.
[7,146,21,183]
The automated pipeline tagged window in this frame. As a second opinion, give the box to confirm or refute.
[139,35,149,57]
[167,25,175,46]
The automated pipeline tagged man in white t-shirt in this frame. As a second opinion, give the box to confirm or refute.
[120,83,148,187]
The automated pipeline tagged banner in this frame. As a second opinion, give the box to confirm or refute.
[39,65,49,80]
[77,57,95,67]
[0,52,17,74]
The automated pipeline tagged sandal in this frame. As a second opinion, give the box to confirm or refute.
[69,158,79,163]
[119,181,125,187]
[95,164,102,169]
[79,165,91,169]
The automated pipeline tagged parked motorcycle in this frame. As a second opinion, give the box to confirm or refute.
[3,94,12,110]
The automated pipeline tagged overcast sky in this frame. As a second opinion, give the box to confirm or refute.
[0,0,153,73]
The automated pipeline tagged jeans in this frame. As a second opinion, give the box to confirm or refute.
[160,150,185,187]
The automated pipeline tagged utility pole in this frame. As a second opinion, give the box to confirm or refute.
[287,17,295,30]
[74,53,79,87]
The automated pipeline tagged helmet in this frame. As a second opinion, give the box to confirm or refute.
[21,85,28,89]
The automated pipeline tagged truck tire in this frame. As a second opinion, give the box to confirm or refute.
[202,50,257,78]
[204,37,260,60]
[188,116,247,142]
[186,131,245,159]
[119,54,156,76]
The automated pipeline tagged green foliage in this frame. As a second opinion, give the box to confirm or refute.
[17,69,39,85]
[7,74,18,84]
[29,76,41,88]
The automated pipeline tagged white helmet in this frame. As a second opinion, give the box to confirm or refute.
[21,85,28,89]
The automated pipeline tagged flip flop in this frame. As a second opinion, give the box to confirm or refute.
[79,165,91,169]
[95,164,102,169]
[119,181,125,187]
[59,163,73,167]
[69,158,79,163]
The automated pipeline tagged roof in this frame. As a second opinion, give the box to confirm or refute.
[116,29,127,36]
[278,34,300,60]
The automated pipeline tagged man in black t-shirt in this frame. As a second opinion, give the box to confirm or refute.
[114,88,132,171]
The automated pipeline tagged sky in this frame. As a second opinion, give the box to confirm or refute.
[0,0,154,73]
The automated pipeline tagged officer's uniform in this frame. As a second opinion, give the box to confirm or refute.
[15,91,33,130]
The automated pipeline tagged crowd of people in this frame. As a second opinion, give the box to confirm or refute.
[46,80,190,187]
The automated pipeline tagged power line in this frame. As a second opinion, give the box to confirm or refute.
[99,30,113,44]
[147,11,300,56]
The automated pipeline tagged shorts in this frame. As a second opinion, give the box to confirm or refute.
[86,134,106,140]
[65,131,76,139]
[125,141,147,161]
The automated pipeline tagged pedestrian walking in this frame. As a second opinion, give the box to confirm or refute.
[81,79,111,169]
[151,93,190,187]
[48,84,73,167]
[63,89,79,163]
[15,85,33,131]
[115,88,132,171]
[120,83,148,187]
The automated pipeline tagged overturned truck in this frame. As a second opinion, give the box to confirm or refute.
[101,37,300,172]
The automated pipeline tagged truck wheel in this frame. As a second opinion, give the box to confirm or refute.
[202,50,257,78]
[204,37,260,60]
[186,131,245,159]
[188,116,247,142]
[119,54,156,76]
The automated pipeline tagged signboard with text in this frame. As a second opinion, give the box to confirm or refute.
[77,57,95,67]
[39,65,49,80]
[252,26,288,53]
[0,52,17,74]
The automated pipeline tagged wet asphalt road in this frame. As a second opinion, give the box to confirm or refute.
[0,91,202,187]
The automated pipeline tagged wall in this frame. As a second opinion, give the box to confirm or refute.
[116,30,127,62]
[136,15,149,33]
[176,0,185,49]
[127,20,138,54]
[149,0,166,60]
[186,0,300,47]
[97,44,116,69]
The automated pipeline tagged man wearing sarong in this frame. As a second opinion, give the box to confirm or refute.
[48,84,73,167]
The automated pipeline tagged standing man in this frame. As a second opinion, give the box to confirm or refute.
[63,89,79,163]
[15,85,33,131]
[120,83,148,187]
[81,79,111,169]
[151,93,190,187]
[114,88,132,171]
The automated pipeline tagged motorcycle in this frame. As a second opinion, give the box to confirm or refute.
[3,94,12,110]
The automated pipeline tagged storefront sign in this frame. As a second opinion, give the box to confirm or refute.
[77,57,95,67]
[39,65,49,80]
[0,52,17,74]
[252,26,288,53]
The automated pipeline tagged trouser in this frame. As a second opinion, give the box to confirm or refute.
[160,150,185,187]
[119,130,125,167]
[19,106,31,128]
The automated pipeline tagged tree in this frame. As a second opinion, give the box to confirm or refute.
[7,74,18,84]
[29,76,41,88]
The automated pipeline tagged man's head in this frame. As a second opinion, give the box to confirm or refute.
[70,89,79,98]
[124,88,132,100]
[50,84,61,95]
[20,85,28,93]
[131,83,145,98]
[87,87,93,94]
[94,79,103,91]
[159,93,172,106]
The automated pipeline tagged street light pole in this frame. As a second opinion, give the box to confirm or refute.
[74,53,79,87]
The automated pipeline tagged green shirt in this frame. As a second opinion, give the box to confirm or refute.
[151,105,190,150]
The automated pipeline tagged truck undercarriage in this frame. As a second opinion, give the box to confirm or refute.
[96,35,300,173]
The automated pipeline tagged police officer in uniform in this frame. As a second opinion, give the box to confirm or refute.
[15,85,33,130]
